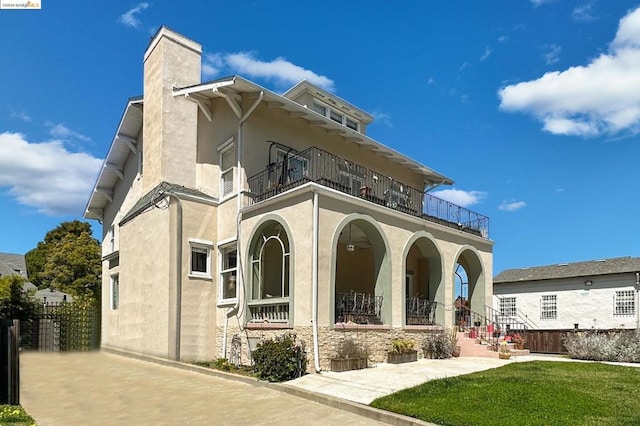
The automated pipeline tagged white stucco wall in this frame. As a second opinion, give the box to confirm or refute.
[493,273,639,330]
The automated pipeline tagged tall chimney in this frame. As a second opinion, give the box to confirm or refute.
[142,27,202,191]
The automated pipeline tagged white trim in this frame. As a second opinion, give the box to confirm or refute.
[189,241,212,278]
[217,136,235,152]
[216,236,238,248]
[218,243,238,306]
[188,238,214,246]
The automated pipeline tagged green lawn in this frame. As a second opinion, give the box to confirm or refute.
[371,361,640,426]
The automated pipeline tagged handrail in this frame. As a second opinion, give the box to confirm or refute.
[246,146,489,238]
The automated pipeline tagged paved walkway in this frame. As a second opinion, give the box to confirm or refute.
[19,352,393,426]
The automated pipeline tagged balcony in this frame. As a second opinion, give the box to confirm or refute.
[246,147,489,238]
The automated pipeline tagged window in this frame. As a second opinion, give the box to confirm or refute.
[138,145,144,176]
[310,98,360,132]
[219,143,235,197]
[189,239,212,277]
[311,101,326,116]
[276,150,308,183]
[248,221,291,323]
[111,274,119,310]
[540,295,557,320]
[109,225,115,252]
[330,109,343,124]
[614,290,635,316]
[499,297,516,318]
[219,245,237,303]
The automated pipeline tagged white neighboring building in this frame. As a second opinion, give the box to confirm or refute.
[493,257,640,330]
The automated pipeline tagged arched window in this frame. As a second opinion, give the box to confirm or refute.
[248,221,291,323]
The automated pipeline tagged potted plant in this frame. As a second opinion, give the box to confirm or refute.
[498,341,512,359]
[511,333,526,350]
[423,330,454,359]
[330,338,369,372]
[387,338,418,364]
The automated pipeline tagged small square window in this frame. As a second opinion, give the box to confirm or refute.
[499,297,516,318]
[330,109,343,124]
[311,102,327,116]
[346,118,359,131]
[189,243,212,277]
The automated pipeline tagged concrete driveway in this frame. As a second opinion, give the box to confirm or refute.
[19,351,394,426]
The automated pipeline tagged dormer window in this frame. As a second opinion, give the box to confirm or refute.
[311,99,360,132]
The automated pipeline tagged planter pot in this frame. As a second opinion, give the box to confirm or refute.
[423,349,435,359]
[515,343,525,350]
[452,346,461,357]
[499,352,512,360]
[387,351,418,364]
[330,357,368,372]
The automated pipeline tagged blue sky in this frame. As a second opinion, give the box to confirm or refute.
[1,1,639,275]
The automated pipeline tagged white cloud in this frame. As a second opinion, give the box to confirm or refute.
[118,3,149,29]
[371,110,393,128]
[203,51,334,91]
[0,132,102,215]
[531,0,554,6]
[49,123,91,142]
[10,110,31,122]
[431,188,487,207]
[543,44,562,65]
[480,47,492,62]
[573,3,596,23]
[499,6,640,137]
[498,200,526,211]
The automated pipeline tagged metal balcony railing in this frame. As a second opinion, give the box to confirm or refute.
[246,146,489,238]
[335,292,383,325]
[406,298,440,325]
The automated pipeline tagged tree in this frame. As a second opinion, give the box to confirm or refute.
[25,220,101,299]
[0,275,38,321]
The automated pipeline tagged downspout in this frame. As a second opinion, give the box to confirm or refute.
[312,189,321,372]
[221,90,263,358]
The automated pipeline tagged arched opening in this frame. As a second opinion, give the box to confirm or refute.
[453,249,485,330]
[404,236,443,325]
[334,219,390,325]
[248,220,291,323]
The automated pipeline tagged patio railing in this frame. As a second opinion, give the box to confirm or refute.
[248,301,289,323]
[335,292,383,325]
[406,298,440,325]
[246,146,489,238]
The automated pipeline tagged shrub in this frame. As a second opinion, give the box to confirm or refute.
[390,338,416,354]
[423,330,454,359]
[564,330,640,363]
[334,338,369,359]
[252,333,307,382]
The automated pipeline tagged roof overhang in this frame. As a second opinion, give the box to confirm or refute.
[173,76,454,188]
[84,97,143,221]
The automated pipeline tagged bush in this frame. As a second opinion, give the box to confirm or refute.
[252,333,307,382]
[390,338,416,354]
[564,330,640,363]
[334,338,369,359]
[423,330,454,359]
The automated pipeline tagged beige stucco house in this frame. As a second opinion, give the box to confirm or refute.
[84,27,493,370]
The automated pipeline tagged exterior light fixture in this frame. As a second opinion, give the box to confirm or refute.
[585,280,593,286]
[346,223,355,252]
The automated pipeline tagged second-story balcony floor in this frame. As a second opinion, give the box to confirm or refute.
[246,147,489,238]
